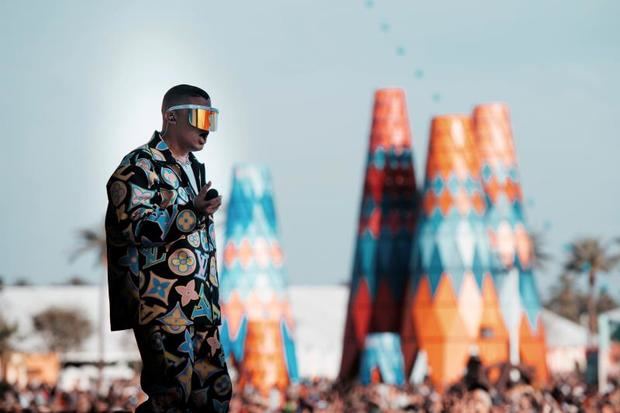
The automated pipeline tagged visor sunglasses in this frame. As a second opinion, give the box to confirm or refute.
[166,104,219,132]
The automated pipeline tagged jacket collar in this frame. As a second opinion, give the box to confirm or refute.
[147,131,199,166]
[147,131,206,189]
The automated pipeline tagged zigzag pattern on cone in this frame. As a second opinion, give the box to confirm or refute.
[219,165,299,394]
[401,115,507,391]
[340,89,418,381]
[472,103,548,384]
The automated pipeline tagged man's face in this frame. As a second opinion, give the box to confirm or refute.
[170,96,212,152]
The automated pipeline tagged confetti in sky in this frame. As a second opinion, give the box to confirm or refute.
[360,1,443,105]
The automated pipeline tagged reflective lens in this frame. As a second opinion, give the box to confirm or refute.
[188,108,218,132]
[166,104,219,132]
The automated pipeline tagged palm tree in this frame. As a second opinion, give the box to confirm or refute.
[70,225,107,391]
[545,273,581,323]
[70,228,107,266]
[564,238,620,342]
[530,231,552,271]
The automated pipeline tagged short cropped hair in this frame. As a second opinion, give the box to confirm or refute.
[161,84,210,113]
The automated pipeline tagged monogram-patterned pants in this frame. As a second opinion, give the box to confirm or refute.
[133,322,232,413]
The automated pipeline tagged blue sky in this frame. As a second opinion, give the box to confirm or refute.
[1,1,619,298]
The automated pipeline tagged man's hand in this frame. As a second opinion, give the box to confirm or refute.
[193,181,223,216]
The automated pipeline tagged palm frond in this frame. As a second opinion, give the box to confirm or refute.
[70,225,106,267]
[564,237,620,274]
[530,231,552,270]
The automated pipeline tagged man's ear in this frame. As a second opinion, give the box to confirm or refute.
[167,112,177,124]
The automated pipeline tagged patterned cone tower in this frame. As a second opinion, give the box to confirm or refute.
[339,89,418,382]
[472,103,548,383]
[401,116,508,390]
[219,165,299,394]
[359,333,406,385]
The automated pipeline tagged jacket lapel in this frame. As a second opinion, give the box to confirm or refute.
[147,131,205,194]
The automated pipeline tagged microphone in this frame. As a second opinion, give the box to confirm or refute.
[205,188,219,201]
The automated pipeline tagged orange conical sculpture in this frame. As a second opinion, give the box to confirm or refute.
[401,116,508,391]
[237,320,290,394]
[339,89,418,383]
[472,103,548,384]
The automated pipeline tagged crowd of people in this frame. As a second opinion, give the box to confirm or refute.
[0,376,140,412]
[231,374,620,412]
[0,368,619,412]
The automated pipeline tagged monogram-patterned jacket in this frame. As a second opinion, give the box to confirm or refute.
[105,131,221,332]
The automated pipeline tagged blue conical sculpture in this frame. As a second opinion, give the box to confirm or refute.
[219,164,298,394]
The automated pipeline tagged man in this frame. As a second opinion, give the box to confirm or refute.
[105,84,231,412]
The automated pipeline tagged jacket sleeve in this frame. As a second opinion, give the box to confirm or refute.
[106,161,204,247]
